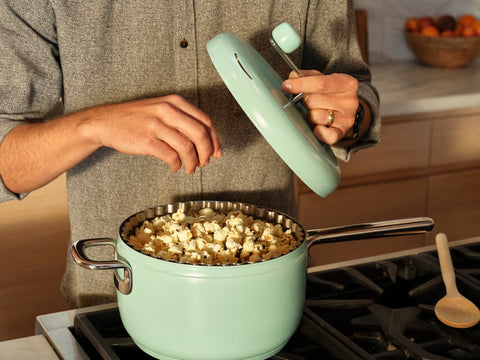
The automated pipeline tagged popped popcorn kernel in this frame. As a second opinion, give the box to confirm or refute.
[128,208,301,264]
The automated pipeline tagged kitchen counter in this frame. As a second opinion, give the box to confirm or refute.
[0,335,59,360]
[371,58,480,117]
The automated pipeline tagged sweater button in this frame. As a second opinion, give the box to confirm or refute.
[180,39,189,48]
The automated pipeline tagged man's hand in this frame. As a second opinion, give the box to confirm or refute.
[281,70,362,145]
[0,95,223,194]
[81,95,223,174]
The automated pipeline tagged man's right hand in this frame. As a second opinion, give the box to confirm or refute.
[0,95,223,194]
[80,95,223,174]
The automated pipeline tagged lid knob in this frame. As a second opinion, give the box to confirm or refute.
[271,22,301,54]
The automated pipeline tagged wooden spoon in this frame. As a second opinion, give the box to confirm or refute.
[434,233,480,328]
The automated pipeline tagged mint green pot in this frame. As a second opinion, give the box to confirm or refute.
[72,201,434,360]
[116,233,306,360]
[73,201,307,360]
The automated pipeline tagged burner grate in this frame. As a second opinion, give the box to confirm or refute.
[72,308,154,360]
[71,308,346,360]
[305,252,480,360]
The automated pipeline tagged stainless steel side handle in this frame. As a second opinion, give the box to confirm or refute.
[71,238,132,295]
[306,217,434,250]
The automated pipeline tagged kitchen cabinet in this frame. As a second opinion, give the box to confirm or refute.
[0,174,70,341]
[428,169,480,242]
[299,103,480,265]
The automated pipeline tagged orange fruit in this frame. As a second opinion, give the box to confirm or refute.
[441,30,455,37]
[458,14,477,27]
[405,17,418,33]
[461,25,477,37]
[420,25,440,36]
[454,24,463,36]
[473,21,480,36]
[418,16,435,31]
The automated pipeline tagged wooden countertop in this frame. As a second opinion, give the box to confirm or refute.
[371,58,480,117]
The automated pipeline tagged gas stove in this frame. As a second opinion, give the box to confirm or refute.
[36,237,480,360]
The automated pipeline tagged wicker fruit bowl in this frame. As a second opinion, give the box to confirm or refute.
[405,31,480,68]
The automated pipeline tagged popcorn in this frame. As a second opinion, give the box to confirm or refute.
[213,228,226,242]
[128,208,300,265]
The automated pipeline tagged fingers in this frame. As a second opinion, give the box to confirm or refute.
[312,124,344,145]
[145,137,183,173]
[91,95,223,175]
[308,109,347,145]
[153,101,210,170]
[283,72,358,96]
[160,95,223,159]
[151,123,201,175]
[281,72,360,145]
[149,96,223,174]
[286,69,322,80]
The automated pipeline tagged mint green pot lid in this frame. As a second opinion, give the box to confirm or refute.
[207,30,340,197]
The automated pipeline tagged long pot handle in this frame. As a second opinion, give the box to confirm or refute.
[71,238,132,295]
[306,217,434,250]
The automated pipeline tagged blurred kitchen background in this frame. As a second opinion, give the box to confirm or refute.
[356,0,480,63]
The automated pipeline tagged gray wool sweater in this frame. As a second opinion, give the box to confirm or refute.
[0,0,380,308]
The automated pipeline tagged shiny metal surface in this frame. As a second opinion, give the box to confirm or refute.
[306,217,435,249]
[119,200,303,238]
[35,303,118,360]
[119,200,306,266]
[71,238,132,294]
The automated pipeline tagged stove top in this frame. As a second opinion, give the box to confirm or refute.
[71,307,321,360]
[36,237,480,360]
[304,247,480,360]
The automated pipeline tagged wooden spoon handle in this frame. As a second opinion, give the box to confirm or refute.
[436,233,459,297]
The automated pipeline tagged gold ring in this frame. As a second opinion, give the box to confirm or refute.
[326,109,335,127]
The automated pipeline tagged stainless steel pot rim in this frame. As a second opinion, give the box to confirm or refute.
[119,200,306,267]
